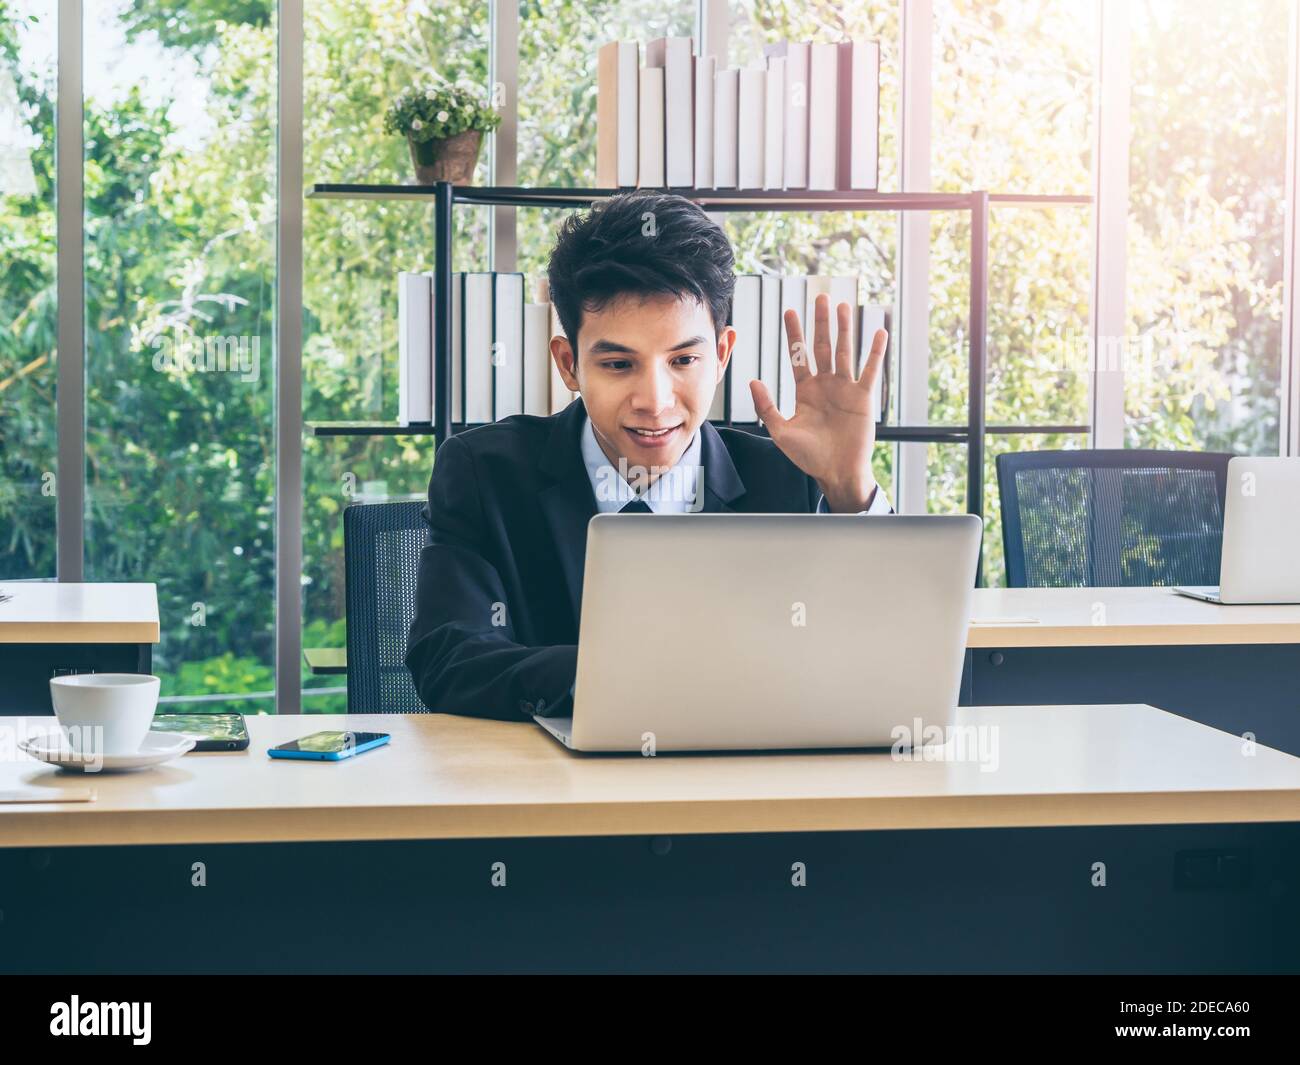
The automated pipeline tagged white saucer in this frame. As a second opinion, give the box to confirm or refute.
[19,730,196,772]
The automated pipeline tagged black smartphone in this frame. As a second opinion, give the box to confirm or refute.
[151,712,250,751]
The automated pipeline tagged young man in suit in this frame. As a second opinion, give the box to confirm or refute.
[405,190,891,720]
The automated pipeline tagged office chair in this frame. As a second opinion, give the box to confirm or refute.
[343,499,431,712]
[996,449,1232,588]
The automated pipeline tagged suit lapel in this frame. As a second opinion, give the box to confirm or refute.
[536,405,750,624]
[537,399,597,624]
[698,420,746,513]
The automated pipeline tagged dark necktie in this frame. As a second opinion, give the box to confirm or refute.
[619,497,653,514]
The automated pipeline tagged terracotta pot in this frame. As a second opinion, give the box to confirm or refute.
[409,130,483,184]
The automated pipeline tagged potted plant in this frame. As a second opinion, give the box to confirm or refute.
[383,78,502,185]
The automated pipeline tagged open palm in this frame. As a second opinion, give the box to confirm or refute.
[750,293,887,511]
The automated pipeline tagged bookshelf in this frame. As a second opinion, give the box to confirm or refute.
[306,181,1094,522]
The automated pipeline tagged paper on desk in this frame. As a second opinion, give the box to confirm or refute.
[970,616,1041,625]
[0,788,96,803]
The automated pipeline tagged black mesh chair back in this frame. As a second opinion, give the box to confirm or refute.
[996,449,1232,588]
[343,499,430,713]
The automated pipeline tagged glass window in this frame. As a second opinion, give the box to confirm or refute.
[932,0,1094,196]
[1125,0,1287,455]
[302,1,489,706]
[82,1,277,714]
[0,0,56,580]
[931,0,1097,582]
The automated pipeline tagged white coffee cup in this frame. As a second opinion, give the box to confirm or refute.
[49,673,160,757]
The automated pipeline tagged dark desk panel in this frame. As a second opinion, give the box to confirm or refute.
[963,644,1300,756]
[3,821,1298,973]
[0,642,153,715]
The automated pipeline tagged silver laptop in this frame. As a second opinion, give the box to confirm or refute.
[534,513,983,753]
[1174,456,1300,605]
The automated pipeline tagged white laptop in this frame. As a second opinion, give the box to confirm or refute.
[1174,457,1300,605]
[533,513,983,753]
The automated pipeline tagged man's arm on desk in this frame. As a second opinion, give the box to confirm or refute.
[404,436,576,721]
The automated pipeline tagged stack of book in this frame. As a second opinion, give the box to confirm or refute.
[398,272,889,427]
[397,272,573,427]
[597,36,879,191]
[728,275,890,424]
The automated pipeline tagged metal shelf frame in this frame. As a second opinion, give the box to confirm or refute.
[307,181,1095,523]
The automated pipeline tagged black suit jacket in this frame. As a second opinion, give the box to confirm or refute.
[405,397,866,720]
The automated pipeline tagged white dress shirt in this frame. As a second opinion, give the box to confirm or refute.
[579,413,893,515]
[580,413,704,513]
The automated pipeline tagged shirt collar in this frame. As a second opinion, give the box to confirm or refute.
[580,412,703,514]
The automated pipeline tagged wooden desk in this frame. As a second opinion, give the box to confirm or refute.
[0,583,158,714]
[963,587,1300,757]
[3,707,1299,973]
[968,586,1300,647]
[302,646,348,675]
[2,706,1299,847]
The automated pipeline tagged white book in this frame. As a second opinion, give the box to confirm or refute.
[548,304,574,413]
[423,269,440,422]
[859,304,891,422]
[713,68,739,189]
[451,272,464,424]
[763,56,785,190]
[808,43,839,190]
[832,276,863,356]
[737,67,765,190]
[694,54,715,188]
[729,274,762,422]
[781,43,810,189]
[463,272,494,424]
[397,272,431,426]
[759,274,782,410]
[638,67,665,187]
[596,41,639,187]
[830,275,858,360]
[523,303,551,416]
[778,275,806,417]
[493,272,524,419]
[647,37,694,187]
[708,379,726,421]
[802,275,858,362]
[851,39,881,190]
[804,274,834,367]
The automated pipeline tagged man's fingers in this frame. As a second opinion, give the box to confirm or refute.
[858,328,887,414]
[833,301,852,376]
[783,308,813,383]
[750,379,788,438]
[812,293,833,374]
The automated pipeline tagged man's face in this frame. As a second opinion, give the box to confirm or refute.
[551,292,736,476]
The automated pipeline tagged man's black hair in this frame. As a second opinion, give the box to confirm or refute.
[546,190,736,349]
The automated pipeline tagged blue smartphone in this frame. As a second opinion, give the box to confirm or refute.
[268,730,390,761]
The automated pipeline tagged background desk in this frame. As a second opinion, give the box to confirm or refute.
[964,587,1300,756]
[3,707,1299,973]
[0,583,158,714]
